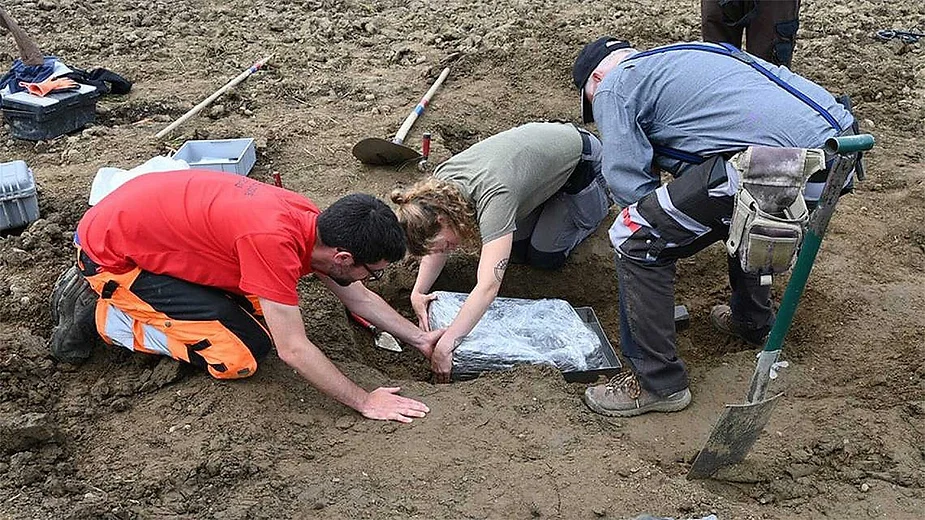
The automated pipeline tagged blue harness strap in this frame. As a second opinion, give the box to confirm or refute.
[623,42,843,164]
[652,145,707,165]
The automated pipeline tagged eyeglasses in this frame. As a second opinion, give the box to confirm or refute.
[336,248,385,282]
[361,264,385,282]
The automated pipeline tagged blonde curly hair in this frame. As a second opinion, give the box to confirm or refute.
[390,177,480,256]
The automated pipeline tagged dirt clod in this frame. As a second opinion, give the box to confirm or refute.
[0,412,56,455]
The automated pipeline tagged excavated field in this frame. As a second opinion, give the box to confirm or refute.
[0,0,923,518]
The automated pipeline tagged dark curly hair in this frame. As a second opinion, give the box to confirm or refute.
[317,193,406,264]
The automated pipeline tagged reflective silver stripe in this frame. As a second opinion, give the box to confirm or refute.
[609,205,657,250]
[140,323,171,356]
[102,303,136,351]
[101,304,171,356]
[656,187,710,236]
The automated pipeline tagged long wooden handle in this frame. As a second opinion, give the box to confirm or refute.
[392,67,450,144]
[0,7,44,66]
[156,55,272,138]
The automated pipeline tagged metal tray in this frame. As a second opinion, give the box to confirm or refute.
[566,306,622,383]
[449,304,622,383]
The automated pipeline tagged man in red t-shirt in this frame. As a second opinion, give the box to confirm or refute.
[50,170,443,423]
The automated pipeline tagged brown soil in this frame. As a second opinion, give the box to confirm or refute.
[1,0,923,518]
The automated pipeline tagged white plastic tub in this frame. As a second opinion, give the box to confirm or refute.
[172,138,256,176]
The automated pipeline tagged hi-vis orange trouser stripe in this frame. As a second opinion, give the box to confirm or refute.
[76,246,273,380]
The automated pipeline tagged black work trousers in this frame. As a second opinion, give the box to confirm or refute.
[701,0,801,67]
[614,157,773,396]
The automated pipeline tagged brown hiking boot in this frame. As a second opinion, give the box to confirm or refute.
[49,266,99,363]
[583,372,691,418]
[710,305,767,346]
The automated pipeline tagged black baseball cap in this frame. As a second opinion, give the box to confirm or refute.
[573,37,632,123]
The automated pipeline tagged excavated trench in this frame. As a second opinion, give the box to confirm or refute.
[340,225,754,383]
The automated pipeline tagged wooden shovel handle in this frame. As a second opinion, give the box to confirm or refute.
[392,67,450,144]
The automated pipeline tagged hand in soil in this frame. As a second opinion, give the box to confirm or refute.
[360,387,430,423]
[431,344,454,383]
[411,291,437,331]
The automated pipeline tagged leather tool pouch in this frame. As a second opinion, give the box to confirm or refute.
[725,146,825,276]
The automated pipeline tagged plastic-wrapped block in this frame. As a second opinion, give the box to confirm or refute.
[428,291,621,381]
[0,160,39,231]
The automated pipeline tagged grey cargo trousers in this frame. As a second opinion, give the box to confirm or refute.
[511,129,611,270]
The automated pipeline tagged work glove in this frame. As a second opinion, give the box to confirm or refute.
[18,76,79,97]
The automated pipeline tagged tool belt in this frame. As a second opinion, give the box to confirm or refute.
[725,146,825,278]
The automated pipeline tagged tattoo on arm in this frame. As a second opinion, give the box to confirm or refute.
[493,258,509,283]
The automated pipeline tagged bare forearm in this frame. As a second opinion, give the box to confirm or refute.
[321,275,414,337]
[354,291,427,346]
[440,235,510,346]
[443,282,499,346]
[413,254,447,294]
[279,338,368,411]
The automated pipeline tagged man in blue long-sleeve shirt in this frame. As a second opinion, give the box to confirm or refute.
[572,37,857,418]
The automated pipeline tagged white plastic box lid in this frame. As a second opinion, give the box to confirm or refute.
[1,83,98,108]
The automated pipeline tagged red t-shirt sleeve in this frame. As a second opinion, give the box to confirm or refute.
[234,233,302,305]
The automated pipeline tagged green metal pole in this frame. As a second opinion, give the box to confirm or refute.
[763,231,821,353]
[747,134,874,402]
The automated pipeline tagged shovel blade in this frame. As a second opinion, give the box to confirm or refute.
[352,138,422,166]
[686,393,782,480]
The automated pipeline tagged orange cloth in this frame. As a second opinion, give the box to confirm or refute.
[18,77,78,97]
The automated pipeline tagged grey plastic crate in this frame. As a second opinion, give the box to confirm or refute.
[173,138,256,176]
[0,160,40,231]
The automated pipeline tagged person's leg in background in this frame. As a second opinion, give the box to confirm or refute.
[582,232,693,418]
[710,254,775,345]
[744,0,801,67]
[615,253,689,395]
[525,175,610,270]
[701,0,746,48]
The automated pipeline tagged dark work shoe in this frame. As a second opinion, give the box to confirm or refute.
[49,266,99,363]
[583,372,691,418]
[710,305,768,347]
